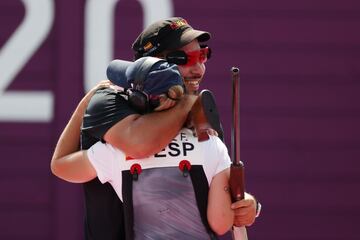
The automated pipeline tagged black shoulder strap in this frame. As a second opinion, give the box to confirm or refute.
[122,171,134,240]
[190,166,218,239]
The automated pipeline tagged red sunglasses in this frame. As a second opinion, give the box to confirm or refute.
[166,46,211,66]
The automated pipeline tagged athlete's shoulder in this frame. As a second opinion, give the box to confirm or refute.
[91,86,126,104]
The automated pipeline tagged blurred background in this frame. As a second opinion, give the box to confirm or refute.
[1,0,360,239]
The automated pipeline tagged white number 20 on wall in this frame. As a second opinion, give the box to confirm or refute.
[0,0,172,122]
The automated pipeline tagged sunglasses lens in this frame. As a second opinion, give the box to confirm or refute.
[185,54,197,66]
[184,47,209,66]
[198,48,209,63]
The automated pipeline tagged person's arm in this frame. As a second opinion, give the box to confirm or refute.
[205,136,257,234]
[205,136,234,234]
[207,168,234,235]
[50,81,110,182]
[104,93,197,158]
[207,170,258,234]
[51,150,95,183]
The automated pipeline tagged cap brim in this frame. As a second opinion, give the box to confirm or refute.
[179,29,211,47]
[107,59,133,87]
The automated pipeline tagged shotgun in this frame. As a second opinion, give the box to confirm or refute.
[191,90,224,142]
[229,67,248,240]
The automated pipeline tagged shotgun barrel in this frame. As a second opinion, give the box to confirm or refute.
[229,67,245,201]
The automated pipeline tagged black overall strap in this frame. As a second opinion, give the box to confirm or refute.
[190,165,218,239]
[122,171,135,240]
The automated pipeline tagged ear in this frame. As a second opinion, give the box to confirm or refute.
[127,89,149,113]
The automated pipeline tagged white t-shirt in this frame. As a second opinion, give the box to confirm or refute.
[87,128,231,201]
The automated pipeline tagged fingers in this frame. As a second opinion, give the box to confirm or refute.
[95,80,112,90]
[231,199,257,227]
[206,128,218,137]
[233,204,254,216]
[231,199,253,209]
[233,206,256,226]
[167,85,184,100]
[88,80,113,97]
[98,79,111,87]
[154,96,177,111]
[234,214,256,227]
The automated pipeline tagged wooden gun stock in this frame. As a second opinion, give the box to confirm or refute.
[191,90,224,142]
[230,161,245,201]
[191,91,212,142]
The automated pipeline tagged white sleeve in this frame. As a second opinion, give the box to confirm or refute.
[86,142,116,184]
[203,136,231,183]
[212,136,231,175]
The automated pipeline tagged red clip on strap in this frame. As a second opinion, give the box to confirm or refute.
[130,163,142,180]
[179,160,191,177]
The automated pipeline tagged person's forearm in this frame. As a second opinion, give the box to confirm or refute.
[51,82,108,173]
[50,97,87,175]
[50,97,98,183]
[207,169,234,235]
[104,94,197,158]
[51,150,97,183]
